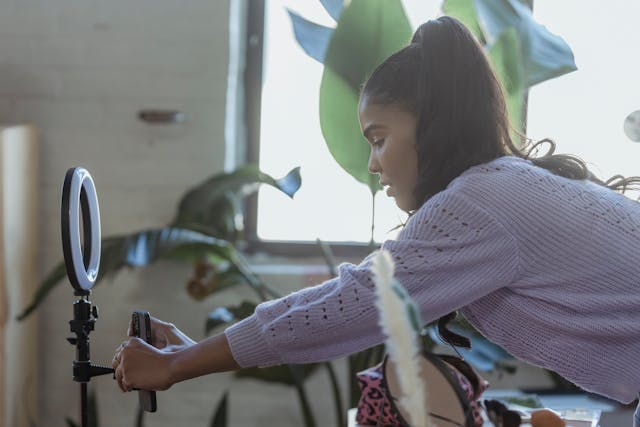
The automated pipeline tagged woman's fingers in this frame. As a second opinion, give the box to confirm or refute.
[112,341,126,370]
[113,337,170,392]
[113,339,137,392]
[115,363,126,392]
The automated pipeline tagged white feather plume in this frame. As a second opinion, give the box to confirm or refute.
[372,249,431,427]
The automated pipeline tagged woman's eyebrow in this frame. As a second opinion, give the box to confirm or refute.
[363,124,386,139]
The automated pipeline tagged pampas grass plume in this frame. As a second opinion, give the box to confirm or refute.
[372,250,431,427]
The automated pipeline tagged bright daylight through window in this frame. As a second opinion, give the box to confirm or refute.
[254,0,640,245]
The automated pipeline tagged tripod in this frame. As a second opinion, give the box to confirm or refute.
[67,290,114,427]
[62,167,113,427]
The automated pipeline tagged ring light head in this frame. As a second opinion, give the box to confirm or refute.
[61,167,101,294]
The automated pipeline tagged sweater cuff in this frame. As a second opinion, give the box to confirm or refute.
[224,314,282,368]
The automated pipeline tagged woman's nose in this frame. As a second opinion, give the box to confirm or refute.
[368,151,380,174]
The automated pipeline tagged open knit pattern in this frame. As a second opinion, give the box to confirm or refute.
[225,155,640,403]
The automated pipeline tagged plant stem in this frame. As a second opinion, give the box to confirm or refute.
[324,362,345,427]
[316,239,337,277]
[348,351,368,408]
[288,365,317,427]
[370,191,376,247]
[229,252,281,300]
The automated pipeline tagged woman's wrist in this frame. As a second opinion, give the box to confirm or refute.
[168,346,187,386]
[167,332,241,386]
[163,322,196,348]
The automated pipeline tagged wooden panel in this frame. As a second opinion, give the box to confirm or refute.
[0,125,38,427]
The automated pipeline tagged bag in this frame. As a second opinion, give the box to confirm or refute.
[355,351,488,427]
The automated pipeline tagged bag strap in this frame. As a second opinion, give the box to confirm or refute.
[437,311,471,349]
[436,353,483,398]
[382,352,476,427]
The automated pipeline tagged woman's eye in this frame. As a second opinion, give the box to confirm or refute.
[372,137,385,147]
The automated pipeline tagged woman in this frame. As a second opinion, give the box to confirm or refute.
[113,16,640,425]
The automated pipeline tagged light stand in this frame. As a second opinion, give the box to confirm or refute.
[61,167,114,427]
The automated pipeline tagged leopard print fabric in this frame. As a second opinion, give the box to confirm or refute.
[355,358,488,426]
[355,363,403,426]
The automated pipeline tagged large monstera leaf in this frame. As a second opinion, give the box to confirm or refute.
[291,0,576,155]
[320,0,411,194]
[289,0,411,194]
[443,0,577,133]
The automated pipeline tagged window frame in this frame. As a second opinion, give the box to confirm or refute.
[242,0,373,258]
[241,0,530,258]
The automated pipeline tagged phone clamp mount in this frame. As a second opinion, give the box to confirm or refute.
[62,167,114,427]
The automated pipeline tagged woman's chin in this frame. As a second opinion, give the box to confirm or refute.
[392,197,418,213]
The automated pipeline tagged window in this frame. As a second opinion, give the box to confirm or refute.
[527,0,640,181]
[244,0,440,255]
[243,0,640,255]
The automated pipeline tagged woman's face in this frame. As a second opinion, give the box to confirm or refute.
[358,100,419,212]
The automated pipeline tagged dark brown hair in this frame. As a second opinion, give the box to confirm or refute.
[361,16,640,347]
[360,16,640,206]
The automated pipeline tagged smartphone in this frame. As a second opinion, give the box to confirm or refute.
[131,310,158,413]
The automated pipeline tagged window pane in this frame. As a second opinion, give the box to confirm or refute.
[527,0,640,180]
[257,0,440,243]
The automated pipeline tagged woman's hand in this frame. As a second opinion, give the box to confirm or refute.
[113,320,241,391]
[112,337,175,392]
[127,316,196,352]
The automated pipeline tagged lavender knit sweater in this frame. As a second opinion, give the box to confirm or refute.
[225,156,640,403]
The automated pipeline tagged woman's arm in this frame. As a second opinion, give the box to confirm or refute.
[113,330,240,392]
[170,332,241,383]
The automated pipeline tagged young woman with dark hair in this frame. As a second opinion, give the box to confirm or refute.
[113,16,640,426]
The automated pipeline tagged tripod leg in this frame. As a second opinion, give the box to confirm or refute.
[81,382,88,427]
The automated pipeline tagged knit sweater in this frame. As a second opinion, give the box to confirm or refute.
[225,155,640,403]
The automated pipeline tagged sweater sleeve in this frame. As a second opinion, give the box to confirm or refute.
[224,191,520,368]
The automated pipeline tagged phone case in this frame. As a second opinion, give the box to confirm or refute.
[131,310,157,413]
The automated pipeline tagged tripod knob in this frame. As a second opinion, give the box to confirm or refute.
[92,305,99,319]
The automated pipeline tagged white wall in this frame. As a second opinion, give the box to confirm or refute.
[0,1,351,426]
[0,1,232,425]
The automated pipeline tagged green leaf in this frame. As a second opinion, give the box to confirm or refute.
[319,0,411,192]
[319,69,377,191]
[103,228,235,268]
[210,391,229,427]
[320,0,343,22]
[427,324,514,371]
[441,0,486,43]
[205,301,257,334]
[488,27,525,134]
[288,9,334,63]
[323,0,411,91]
[17,262,66,321]
[17,228,236,320]
[473,0,576,86]
[235,364,319,386]
[391,279,423,332]
[173,166,301,233]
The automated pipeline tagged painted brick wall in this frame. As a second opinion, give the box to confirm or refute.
[0,1,351,425]
[0,1,245,426]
